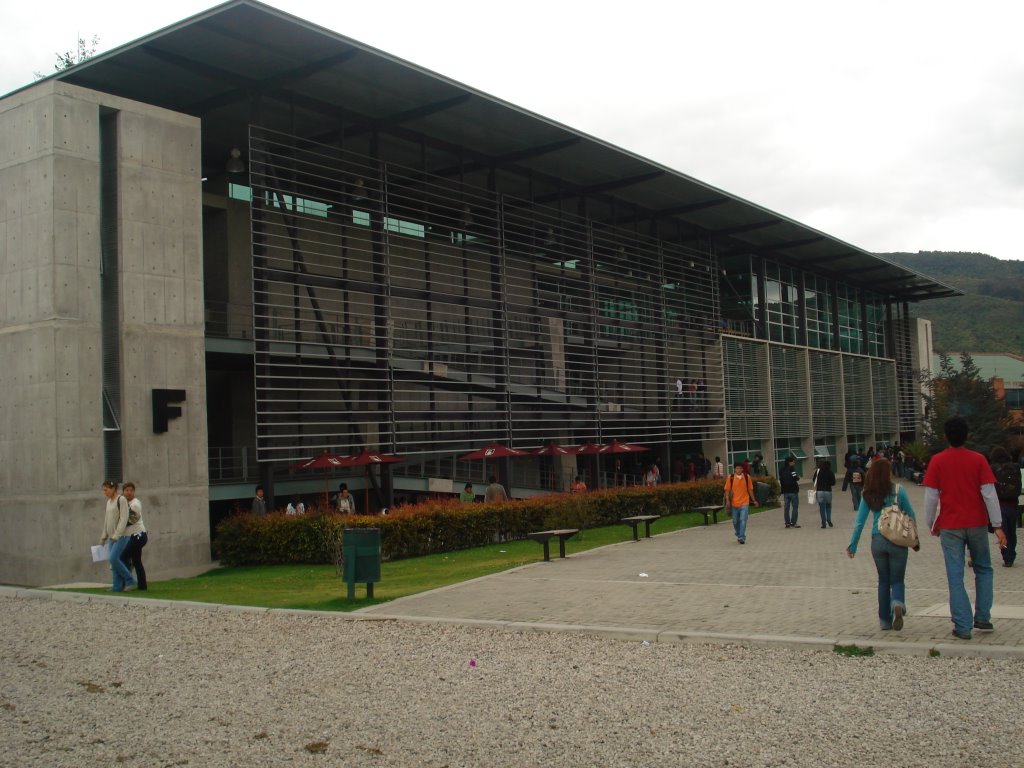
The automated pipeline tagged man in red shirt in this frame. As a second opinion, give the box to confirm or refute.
[924,416,1007,640]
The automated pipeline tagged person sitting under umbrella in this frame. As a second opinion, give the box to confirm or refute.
[337,483,357,514]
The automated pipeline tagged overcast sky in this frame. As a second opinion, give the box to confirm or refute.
[3,0,1022,261]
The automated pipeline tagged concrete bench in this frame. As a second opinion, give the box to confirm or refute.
[690,505,724,525]
[622,515,661,541]
[527,529,580,561]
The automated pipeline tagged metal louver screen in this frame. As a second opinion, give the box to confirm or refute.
[842,355,873,434]
[770,346,809,438]
[723,337,770,439]
[871,359,898,435]
[249,127,723,462]
[809,350,843,435]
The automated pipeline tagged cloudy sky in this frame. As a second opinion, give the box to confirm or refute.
[3,0,1022,261]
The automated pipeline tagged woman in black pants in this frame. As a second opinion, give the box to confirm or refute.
[120,482,148,590]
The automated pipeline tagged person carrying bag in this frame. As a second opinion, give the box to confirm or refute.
[846,458,918,631]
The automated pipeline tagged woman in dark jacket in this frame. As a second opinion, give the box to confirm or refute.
[814,460,837,528]
[990,447,1022,567]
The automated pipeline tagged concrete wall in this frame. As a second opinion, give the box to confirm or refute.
[0,81,210,586]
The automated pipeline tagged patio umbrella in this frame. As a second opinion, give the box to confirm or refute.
[458,442,529,486]
[292,450,350,510]
[572,442,605,489]
[597,440,649,486]
[341,449,404,514]
[457,442,530,461]
[532,443,577,489]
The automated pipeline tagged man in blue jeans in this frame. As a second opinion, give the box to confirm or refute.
[779,455,801,528]
[923,416,1007,640]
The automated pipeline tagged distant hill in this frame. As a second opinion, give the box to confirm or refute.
[879,251,1024,355]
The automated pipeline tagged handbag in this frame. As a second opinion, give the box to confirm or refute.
[806,489,816,504]
[878,484,919,548]
[90,542,111,563]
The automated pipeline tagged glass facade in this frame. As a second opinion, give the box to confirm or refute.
[805,275,834,350]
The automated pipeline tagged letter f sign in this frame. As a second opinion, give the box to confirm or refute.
[152,389,186,433]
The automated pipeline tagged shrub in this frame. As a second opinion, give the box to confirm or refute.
[214,479,758,566]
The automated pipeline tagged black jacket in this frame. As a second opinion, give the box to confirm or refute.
[779,466,800,493]
[813,466,835,491]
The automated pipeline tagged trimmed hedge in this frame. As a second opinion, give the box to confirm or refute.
[214,477,780,567]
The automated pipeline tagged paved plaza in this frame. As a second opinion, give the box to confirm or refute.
[4,483,1021,658]
[359,481,1024,657]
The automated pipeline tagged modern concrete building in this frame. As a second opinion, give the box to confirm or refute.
[0,0,960,586]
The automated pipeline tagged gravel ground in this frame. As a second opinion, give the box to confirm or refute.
[1,596,1020,768]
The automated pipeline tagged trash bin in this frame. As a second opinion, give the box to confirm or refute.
[343,528,381,599]
[754,481,771,507]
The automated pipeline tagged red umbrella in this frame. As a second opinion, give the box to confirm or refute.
[458,443,528,487]
[341,449,404,514]
[292,450,350,510]
[571,443,605,489]
[458,442,529,461]
[532,443,577,489]
[597,440,649,487]
[596,439,649,455]
[532,442,577,456]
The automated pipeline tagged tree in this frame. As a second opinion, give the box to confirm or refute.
[922,352,1009,455]
[34,35,100,79]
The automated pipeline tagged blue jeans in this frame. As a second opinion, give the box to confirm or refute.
[108,536,134,591]
[816,491,832,525]
[870,534,908,628]
[783,493,799,526]
[850,485,862,511]
[939,527,993,636]
[731,505,749,541]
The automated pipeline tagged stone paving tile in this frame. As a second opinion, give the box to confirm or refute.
[360,482,1024,656]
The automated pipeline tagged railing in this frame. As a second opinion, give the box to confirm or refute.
[209,446,258,484]
[205,301,253,340]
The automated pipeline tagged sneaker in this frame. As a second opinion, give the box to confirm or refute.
[973,620,994,631]
[951,629,972,640]
[738,538,745,544]
[821,524,827,529]
[792,524,801,528]
[827,521,834,528]
[785,523,792,528]
[892,604,904,631]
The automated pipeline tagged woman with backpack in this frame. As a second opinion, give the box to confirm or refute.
[990,447,1022,567]
[846,458,918,631]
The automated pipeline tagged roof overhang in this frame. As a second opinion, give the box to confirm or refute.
[11,0,961,303]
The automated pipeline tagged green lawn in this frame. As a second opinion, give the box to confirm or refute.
[60,509,758,611]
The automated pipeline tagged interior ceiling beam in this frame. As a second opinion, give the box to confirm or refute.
[429,136,582,178]
[708,219,783,237]
[766,235,825,250]
[140,44,254,88]
[341,94,474,139]
[181,49,360,115]
[532,170,665,205]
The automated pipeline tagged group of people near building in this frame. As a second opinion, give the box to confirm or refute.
[98,480,148,592]
[733,417,1021,640]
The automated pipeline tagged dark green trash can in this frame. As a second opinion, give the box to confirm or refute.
[343,528,381,599]
[754,481,771,507]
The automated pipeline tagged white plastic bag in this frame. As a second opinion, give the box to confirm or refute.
[806,489,816,505]
[91,542,110,563]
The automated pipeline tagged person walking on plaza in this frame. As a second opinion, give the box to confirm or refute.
[989,446,1021,567]
[779,455,801,528]
[99,480,135,592]
[724,462,759,544]
[846,459,918,631]
[813,460,836,528]
[119,481,148,591]
[923,416,1007,640]
[842,457,865,511]
[484,475,509,503]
